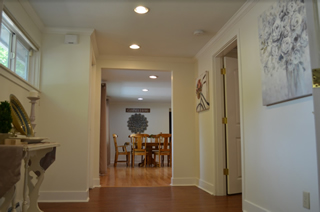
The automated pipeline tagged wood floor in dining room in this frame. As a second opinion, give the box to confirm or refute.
[39,164,242,212]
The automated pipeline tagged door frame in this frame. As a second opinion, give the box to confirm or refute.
[212,35,245,196]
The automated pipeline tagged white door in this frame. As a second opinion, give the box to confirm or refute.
[224,56,242,194]
[306,0,320,202]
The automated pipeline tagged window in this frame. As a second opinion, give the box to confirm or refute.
[0,12,36,82]
[0,24,11,68]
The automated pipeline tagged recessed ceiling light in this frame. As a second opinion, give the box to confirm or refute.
[142,89,149,92]
[149,75,158,79]
[138,98,143,100]
[130,44,140,49]
[134,6,149,14]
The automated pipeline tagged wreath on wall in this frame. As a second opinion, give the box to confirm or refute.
[127,113,148,133]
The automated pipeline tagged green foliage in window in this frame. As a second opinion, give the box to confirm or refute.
[0,101,12,133]
[0,45,9,67]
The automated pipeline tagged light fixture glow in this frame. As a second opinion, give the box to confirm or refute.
[142,89,149,92]
[149,75,158,79]
[130,44,140,49]
[134,6,149,14]
[138,98,143,100]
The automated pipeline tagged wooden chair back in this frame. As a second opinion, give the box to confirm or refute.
[130,133,149,167]
[131,134,148,151]
[113,134,119,148]
[152,134,161,149]
[159,133,171,151]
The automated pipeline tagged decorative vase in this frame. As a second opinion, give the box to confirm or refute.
[0,133,11,144]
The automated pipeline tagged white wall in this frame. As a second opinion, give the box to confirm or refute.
[97,56,198,184]
[36,32,92,202]
[196,1,319,212]
[109,101,171,164]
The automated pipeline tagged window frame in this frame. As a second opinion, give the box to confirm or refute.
[0,8,41,91]
[0,12,33,81]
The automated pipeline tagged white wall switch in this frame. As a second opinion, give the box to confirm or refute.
[303,191,310,209]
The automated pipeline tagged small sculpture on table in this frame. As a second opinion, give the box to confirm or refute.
[27,90,40,134]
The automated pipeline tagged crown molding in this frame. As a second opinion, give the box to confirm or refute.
[98,55,197,64]
[195,0,258,58]
[18,0,45,32]
[44,27,95,35]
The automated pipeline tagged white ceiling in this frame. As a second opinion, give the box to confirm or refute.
[102,69,171,102]
[25,0,246,102]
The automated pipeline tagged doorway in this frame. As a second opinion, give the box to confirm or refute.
[99,68,173,187]
[223,53,242,195]
[213,38,243,196]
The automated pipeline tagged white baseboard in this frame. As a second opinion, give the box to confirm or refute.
[197,179,214,195]
[93,178,101,188]
[38,190,89,202]
[243,200,269,212]
[171,177,198,186]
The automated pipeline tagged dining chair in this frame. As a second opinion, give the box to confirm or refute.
[154,133,172,167]
[129,133,142,166]
[130,133,148,167]
[113,134,131,167]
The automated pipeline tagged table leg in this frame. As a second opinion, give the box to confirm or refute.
[11,185,17,212]
[24,148,53,212]
[22,154,30,212]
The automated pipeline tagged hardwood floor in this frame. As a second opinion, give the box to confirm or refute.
[39,164,242,211]
[100,164,172,187]
[39,187,242,212]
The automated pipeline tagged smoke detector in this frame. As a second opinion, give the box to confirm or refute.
[193,30,204,36]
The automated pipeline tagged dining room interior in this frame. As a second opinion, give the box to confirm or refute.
[100,68,173,187]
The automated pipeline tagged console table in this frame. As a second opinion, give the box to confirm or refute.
[0,142,59,212]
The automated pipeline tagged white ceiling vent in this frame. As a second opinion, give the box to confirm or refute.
[64,35,78,44]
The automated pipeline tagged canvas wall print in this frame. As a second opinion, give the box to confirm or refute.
[258,0,312,106]
[196,71,210,112]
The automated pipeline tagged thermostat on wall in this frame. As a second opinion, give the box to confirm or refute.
[64,35,78,44]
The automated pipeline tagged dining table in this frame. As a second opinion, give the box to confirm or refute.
[140,141,159,167]
[127,136,162,167]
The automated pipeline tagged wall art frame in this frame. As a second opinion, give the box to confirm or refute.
[258,0,312,106]
[127,113,148,133]
[196,71,210,112]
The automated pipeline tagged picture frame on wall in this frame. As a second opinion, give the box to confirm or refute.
[258,0,312,106]
[196,71,210,112]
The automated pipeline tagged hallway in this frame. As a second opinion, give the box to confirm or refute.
[39,187,242,212]
[39,165,242,211]
[100,164,171,187]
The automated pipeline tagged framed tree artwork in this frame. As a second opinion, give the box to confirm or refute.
[196,71,210,112]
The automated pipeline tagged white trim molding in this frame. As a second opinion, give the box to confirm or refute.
[195,0,257,58]
[243,200,270,212]
[171,177,198,186]
[197,179,214,195]
[93,178,101,188]
[18,0,45,32]
[171,178,215,195]
[38,190,89,202]
[0,65,40,92]
[44,27,94,35]
[98,55,197,64]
